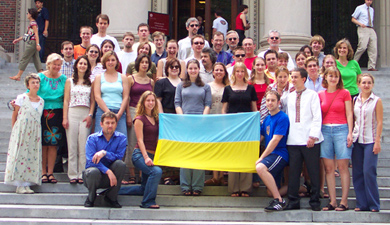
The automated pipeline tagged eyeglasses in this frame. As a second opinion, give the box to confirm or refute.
[89,50,99,54]
[228,37,237,41]
[170,65,180,69]
[190,24,199,28]
[235,54,245,58]
[193,42,204,45]
[270,37,279,40]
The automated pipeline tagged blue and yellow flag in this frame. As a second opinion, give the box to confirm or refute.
[154,112,260,173]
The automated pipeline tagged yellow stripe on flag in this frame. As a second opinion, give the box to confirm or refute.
[154,139,259,173]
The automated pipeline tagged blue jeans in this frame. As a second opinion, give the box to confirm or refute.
[118,149,162,207]
[321,124,352,159]
[95,107,127,136]
[180,168,205,192]
[352,142,380,211]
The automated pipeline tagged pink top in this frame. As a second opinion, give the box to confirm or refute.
[28,21,37,40]
[129,75,153,107]
[318,89,351,124]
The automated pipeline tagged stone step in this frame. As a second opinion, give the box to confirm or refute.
[0,204,388,223]
[0,192,390,209]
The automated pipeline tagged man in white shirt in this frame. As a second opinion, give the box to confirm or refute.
[178,17,210,60]
[117,32,137,73]
[132,23,156,54]
[199,47,216,83]
[90,14,120,52]
[284,68,323,211]
[60,41,75,78]
[352,0,377,71]
[258,30,294,71]
[212,9,228,37]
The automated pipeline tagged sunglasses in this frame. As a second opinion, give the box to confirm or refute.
[190,24,199,28]
[235,54,245,58]
[89,50,99,54]
[270,37,279,40]
[170,65,180,69]
[228,37,237,41]
[193,42,204,45]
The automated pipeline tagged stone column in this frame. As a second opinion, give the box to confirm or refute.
[258,0,312,54]
[101,0,151,43]
[377,0,389,67]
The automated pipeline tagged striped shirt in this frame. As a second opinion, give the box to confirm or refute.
[353,92,380,144]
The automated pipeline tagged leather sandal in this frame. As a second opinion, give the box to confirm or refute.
[322,203,336,211]
[183,190,192,196]
[335,204,349,211]
[41,174,49,183]
[192,190,201,196]
[47,174,57,184]
[70,179,78,184]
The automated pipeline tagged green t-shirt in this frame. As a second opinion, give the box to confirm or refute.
[37,72,67,109]
[336,60,361,96]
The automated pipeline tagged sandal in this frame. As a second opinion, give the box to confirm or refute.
[252,181,260,188]
[183,190,192,196]
[70,179,78,184]
[334,170,340,177]
[129,177,136,184]
[240,191,250,197]
[320,190,329,198]
[354,208,361,212]
[78,179,83,184]
[41,174,49,183]
[121,180,130,185]
[231,192,240,197]
[163,177,175,185]
[322,203,336,211]
[204,178,220,186]
[140,204,160,209]
[192,190,201,196]
[47,174,57,184]
[335,204,349,211]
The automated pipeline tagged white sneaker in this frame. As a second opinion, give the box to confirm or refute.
[16,186,28,194]
[24,186,34,194]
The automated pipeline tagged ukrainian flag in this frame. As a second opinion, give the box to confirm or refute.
[154,112,260,173]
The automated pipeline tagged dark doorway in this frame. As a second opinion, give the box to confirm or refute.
[44,0,101,61]
[311,0,368,67]
[173,0,237,43]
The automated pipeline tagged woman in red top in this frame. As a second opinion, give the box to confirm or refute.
[249,57,273,110]
[235,5,250,46]
[10,8,43,81]
[319,66,353,211]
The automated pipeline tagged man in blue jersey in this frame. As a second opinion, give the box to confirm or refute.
[256,90,289,211]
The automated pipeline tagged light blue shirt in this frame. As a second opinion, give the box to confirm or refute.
[352,3,374,27]
[305,76,325,93]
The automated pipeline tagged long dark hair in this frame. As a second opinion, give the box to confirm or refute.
[72,55,92,86]
[182,59,204,88]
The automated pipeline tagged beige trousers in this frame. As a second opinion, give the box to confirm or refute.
[228,172,253,193]
[18,40,42,72]
[354,26,377,70]
[66,106,91,180]
[125,106,138,167]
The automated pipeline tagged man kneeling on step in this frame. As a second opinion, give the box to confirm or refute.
[256,90,290,211]
[83,111,127,208]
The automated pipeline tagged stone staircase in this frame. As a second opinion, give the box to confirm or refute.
[0,63,389,224]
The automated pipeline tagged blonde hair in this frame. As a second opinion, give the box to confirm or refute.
[231,62,249,85]
[358,73,375,84]
[45,53,63,70]
[333,38,354,60]
[135,91,159,123]
[250,57,270,85]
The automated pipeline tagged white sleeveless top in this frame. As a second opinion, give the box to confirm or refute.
[69,79,92,108]
[352,92,380,144]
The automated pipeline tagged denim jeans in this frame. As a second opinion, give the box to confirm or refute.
[118,149,162,207]
[180,168,205,192]
[321,124,352,160]
[95,107,127,136]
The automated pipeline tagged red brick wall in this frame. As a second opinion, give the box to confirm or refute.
[0,0,16,52]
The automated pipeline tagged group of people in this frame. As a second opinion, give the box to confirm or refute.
[5,2,382,213]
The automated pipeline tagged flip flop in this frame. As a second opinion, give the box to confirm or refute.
[322,203,336,211]
[335,204,349,211]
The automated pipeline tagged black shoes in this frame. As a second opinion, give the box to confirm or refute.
[284,203,300,210]
[265,198,287,212]
[311,205,321,211]
[104,196,122,208]
[84,198,94,207]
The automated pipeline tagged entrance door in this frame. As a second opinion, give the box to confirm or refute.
[44,0,101,61]
[173,0,239,43]
[312,1,367,67]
